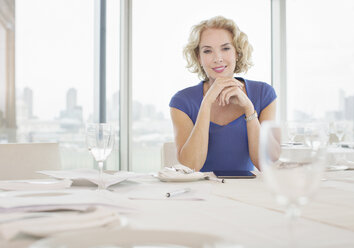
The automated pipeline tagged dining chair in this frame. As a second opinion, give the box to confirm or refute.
[0,143,61,180]
[161,142,179,168]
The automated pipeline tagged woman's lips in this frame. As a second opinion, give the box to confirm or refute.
[212,66,226,73]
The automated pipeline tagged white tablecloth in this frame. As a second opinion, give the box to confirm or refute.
[1,170,354,248]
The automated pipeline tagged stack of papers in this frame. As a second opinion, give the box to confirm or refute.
[0,190,133,240]
[0,206,124,240]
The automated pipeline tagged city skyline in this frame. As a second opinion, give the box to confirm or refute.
[16,86,354,123]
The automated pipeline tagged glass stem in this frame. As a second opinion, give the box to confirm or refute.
[98,161,104,190]
[286,204,300,248]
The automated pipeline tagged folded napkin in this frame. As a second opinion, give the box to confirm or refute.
[157,165,206,182]
[0,206,124,240]
[38,169,143,188]
[0,179,72,191]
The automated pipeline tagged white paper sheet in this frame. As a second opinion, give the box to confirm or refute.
[0,189,136,214]
[0,206,125,240]
[0,179,72,191]
[38,169,146,188]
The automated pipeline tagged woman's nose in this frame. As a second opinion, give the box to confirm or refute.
[214,54,223,63]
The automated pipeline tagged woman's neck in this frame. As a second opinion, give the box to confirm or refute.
[203,78,214,93]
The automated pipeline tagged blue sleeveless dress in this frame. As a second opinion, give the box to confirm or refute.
[169,77,277,172]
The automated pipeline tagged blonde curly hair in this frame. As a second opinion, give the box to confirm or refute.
[183,16,253,80]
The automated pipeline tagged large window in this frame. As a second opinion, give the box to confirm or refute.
[15,0,95,168]
[286,0,354,141]
[10,0,120,170]
[286,0,354,122]
[7,0,353,173]
[132,0,271,172]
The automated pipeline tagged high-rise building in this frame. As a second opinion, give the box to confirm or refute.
[339,89,345,114]
[66,88,77,111]
[23,87,33,119]
[60,88,83,131]
[345,95,354,121]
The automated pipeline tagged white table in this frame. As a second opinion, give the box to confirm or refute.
[2,170,354,248]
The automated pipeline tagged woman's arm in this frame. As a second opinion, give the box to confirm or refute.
[170,99,212,171]
[218,82,277,171]
[246,100,276,170]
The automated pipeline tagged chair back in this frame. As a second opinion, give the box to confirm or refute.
[161,142,179,168]
[0,143,61,180]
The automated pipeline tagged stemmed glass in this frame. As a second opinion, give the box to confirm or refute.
[286,122,301,145]
[86,123,115,190]
[334,121,347,146]
[259,121,327,246]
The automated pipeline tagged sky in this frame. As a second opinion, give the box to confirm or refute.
[16,0,95,120]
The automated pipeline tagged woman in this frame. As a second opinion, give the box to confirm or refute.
[170,16,276,172]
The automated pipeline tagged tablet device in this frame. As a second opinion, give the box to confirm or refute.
[213,170,256,179]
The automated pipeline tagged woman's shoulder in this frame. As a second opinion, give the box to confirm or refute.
[241,78,272,89]
[172,81,203,99]
[239,77,275,95]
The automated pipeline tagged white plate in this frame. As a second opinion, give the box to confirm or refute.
[30,228,238,248]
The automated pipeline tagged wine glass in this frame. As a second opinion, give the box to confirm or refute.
[334,121,347,145]
[286,122,301,145]
[259,121,327,245]
[86,123,115,190]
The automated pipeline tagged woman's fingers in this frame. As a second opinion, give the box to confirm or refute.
[205,78,245,106]
[219,86,240,106]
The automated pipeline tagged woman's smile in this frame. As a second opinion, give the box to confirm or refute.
[212,66,227,73]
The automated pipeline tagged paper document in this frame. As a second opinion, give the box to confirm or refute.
[38,169,145,188]
[0,179,72,191]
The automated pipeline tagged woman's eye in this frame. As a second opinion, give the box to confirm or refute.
[223,47,231,51]
[203,50,211,54]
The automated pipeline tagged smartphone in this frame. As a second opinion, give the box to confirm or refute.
[213,170,256,179]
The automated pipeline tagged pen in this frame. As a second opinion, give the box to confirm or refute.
[205,176,225,183]
[166,188,191,198]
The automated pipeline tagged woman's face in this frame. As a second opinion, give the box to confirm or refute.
[198,28,237,82]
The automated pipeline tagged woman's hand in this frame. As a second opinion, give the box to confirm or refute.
[203,78,243,107]
[218,79,254,113]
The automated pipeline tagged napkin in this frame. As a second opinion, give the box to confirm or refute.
[157,165,206,182]
[0,179,72,191]
[0,206,124,240]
